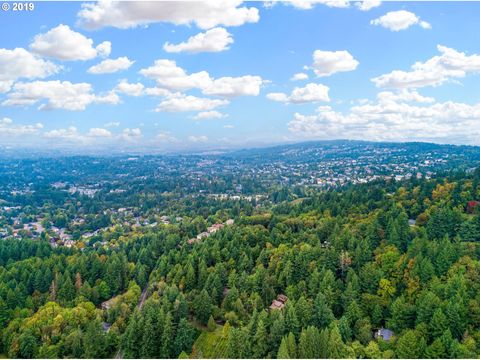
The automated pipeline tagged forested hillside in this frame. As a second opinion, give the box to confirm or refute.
[2,170,480,358]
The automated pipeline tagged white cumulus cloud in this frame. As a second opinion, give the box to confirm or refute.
[355,0,381,11]
[30,24,111,60]
[96,41,112,57]
[311,49,359,77]
[140,59,211,91]
[43,126,113,143]
[77,1,259,30]
[86,128,112,137]
[203,75,263,97]
[3,80,119,111]
[371,45,480,89]
[121,128,142,142]
[88,57,134,74]
[0,48,59,92]
[267,83,330,103]
[164,27,233,54]
[287,90,480,144]
[193,110,228,120]
[0,117,43,136]
[42,126,143,145]
[156,94,229,112]
[140,59,263,97]
[115,80,145,96]
[376,89,434,104]
[291,73,309,81]
[370,10,431,31]
[288,0,350,10]
[44,126,80,140]
[144,87,172,97]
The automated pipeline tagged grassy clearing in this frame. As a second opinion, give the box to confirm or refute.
[290,197,309,205]
[190,325,228,359]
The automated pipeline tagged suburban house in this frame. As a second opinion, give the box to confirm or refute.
[467,200,480,214]
[269,294,288,311]
[207,223,224,233]
[196,232,210,240]
[374,328,394,341]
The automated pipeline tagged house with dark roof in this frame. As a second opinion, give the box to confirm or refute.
[374,328,394,341]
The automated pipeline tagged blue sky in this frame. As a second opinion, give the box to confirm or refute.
[1,1,480,152]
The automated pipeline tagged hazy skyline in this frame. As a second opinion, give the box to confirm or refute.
[1,0,480,151]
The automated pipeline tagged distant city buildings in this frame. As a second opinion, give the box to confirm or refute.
[0,142,477,248]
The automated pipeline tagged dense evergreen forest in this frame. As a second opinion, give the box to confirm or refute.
[2,169,480,358]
